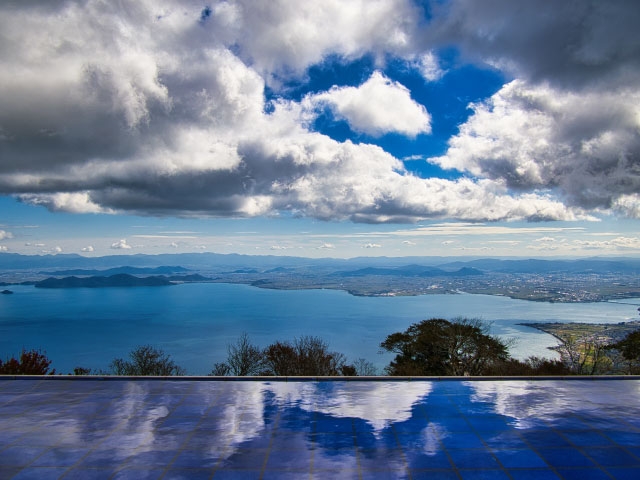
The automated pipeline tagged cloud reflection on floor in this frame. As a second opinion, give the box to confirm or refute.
[0,378,639,479]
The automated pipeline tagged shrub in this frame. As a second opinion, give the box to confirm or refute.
[485,356,572,376]
[0,349,54,375]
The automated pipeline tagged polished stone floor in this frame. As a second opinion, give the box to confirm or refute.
[0,377,639,479]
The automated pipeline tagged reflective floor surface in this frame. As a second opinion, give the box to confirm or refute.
[1,378,639,479]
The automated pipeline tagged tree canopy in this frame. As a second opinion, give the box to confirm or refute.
[609,330,640,374]
[380,318,510,376]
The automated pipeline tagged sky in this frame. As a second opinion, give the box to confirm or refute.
[1,0,640,259]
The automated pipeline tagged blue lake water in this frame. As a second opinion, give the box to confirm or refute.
[1,283,639,375]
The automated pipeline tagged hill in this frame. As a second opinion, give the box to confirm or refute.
[335,265,483,277]
[34,274,174,288]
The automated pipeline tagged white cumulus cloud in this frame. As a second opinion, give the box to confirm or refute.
[307,71,431,137]
[430,80,640,215]
[111,239,132,250]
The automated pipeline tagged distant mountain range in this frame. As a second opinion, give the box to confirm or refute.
[2,252,640,275]
[38,266,190,276]
[335,265,484,277]
[438,258,640,275]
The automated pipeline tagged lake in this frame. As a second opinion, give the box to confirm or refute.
[1,283,638,374]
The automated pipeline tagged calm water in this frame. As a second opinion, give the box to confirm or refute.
[1,283,638,374]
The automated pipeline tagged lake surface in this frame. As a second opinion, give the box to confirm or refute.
[1,283,638,374]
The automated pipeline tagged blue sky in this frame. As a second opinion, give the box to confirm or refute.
[1,0,639,258]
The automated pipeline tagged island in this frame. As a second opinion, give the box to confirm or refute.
[34,274,174,288]
[1,289,13,294]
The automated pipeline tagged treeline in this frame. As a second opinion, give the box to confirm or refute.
[2,318,640,376]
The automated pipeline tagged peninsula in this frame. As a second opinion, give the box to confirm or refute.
[521,320,640,345]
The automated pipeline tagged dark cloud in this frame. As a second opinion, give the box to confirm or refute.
[423,0,640,90]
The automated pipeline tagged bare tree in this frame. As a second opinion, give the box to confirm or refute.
[225,332,265,376]
[209,362,231,376]
[350,357,378,376]
[110,345,186,376]
[294,336,345,376]
[262,341,298,376]
[263,335,348,376]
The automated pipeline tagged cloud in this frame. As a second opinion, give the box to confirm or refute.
[613,194,640,218]
[307,71,431,137]
[363,243,382,249]
[215,0,423,77]
[0,245,7,252]
[572,236,640,251]
[0,0,637,225]
[421,1,640,218]
[409,51,445,82]
[18,193,112,214]
[402,240,416,246]
[81,245,95,252]
[380,223,586,237]
[270,245,291,251]
[316,243,335,250]
[132,235,197,239]
[0,230,12,241]
[111,239,132,250]
[487,240,520,246]
[423,0,640,91]
[430,80,640,215]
